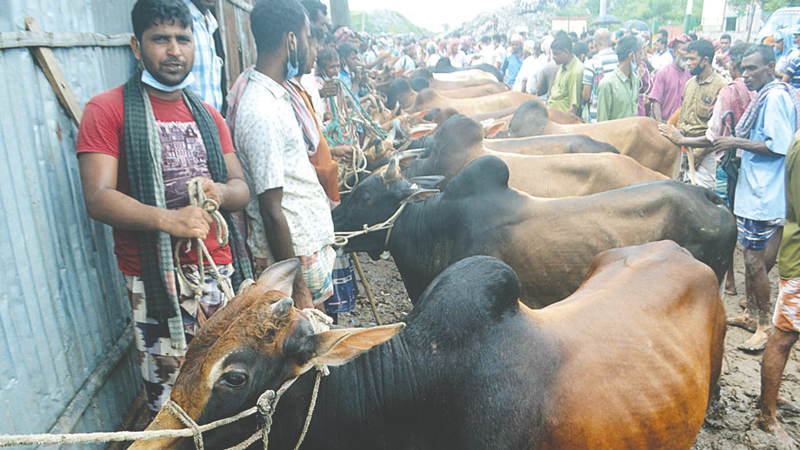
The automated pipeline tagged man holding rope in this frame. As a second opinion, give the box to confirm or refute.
[76,0,250,417]
[716,44,800,352]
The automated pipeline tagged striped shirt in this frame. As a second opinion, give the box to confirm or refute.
[582,48,619,123]
[185,1,223,112]
[787,56,800,89]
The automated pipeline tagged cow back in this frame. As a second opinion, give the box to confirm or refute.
[532,241,726,450]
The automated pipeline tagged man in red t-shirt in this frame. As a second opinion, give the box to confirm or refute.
[76,0,249,417]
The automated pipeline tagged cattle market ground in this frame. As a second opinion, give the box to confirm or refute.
[340,249,800,450]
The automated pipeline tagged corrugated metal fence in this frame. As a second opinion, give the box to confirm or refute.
[0,0,258,446]
[1,0,141,448]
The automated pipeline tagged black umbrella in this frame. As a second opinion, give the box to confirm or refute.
[590,14,621,26]
[622,19,649,32]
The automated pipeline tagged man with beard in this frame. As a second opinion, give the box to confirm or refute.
[75,0,251,416]
[715,45,800,352]
[650,35,692,123]
[234,0,336,311]
[658,43,755,297]
[675,39,727,189]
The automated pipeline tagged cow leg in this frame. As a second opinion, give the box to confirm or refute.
[757,327,800,448]
[725,253,737,296]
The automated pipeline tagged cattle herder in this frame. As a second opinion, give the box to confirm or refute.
[715,44,800,352]
[673,39,727,189]
[76,0,251,416]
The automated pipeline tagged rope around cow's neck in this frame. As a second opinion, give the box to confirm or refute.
[166,307,332,450]
[165,370,322,450]
[174,178,235,306]
[333,183,422,255]
[0,309,331,449]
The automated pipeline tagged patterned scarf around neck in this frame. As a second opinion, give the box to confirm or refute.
[284,78,321,156]
[736,80,800,138]
[123,69,253,347]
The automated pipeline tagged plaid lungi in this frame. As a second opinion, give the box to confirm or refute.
[126,263,233,417]
[299,245,336,304]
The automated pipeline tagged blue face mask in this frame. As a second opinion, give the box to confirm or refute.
[286,37,299,80]
[141,66,196,92]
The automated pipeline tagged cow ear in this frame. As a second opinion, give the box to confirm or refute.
[485,121,507,138]
[409,176,445,190]
[408,109,431,123]
[256,258,301,299]
[402,187,439,203]
[308,324,405,366]
[406,123,437,141]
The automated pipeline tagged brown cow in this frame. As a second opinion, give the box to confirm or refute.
[404,115,664,197]
[130,242,724,450]
[387,78,508,110]
[509,100,682,177]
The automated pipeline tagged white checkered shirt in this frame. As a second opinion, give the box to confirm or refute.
[185,0,223,111]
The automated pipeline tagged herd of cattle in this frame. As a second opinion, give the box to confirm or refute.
[131,64,737,449]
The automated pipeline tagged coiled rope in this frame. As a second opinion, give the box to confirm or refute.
[324,79,390,193]
[174,177,235,306]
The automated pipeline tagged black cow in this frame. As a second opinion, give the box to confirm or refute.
[134,243,725,450]
[333,156,736,305]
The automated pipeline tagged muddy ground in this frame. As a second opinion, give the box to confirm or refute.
[339,247,800,450]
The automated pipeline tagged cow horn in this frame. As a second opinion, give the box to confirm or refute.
[270,297,294,319]
[383,158,399,183]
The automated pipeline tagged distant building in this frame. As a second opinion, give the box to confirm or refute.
[701,0,763,41]
[552,17,588,35]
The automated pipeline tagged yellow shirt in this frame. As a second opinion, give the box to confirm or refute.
[547,55,584,113]
[677,71,727,137]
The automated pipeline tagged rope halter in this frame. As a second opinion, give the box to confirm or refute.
[333,182,422,253]
[164,304,333,450]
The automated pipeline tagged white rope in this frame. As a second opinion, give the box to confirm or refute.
[0,304,335,449]
[334,183,427,252]
[175,177,235,307]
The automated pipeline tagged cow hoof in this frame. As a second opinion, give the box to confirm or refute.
[728,314,757,333]
[725,287,738,296]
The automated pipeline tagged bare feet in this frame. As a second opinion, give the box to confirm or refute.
[755,412,798,449]
[728,310,757,333]
[738,326,771,352]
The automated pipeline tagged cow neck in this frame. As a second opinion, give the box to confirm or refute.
[542,120,564,135]
[269,335,427,449]
[387,194,463,303]
[401,90,417,110]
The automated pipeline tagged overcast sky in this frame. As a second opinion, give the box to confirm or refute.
[327,0,517,33]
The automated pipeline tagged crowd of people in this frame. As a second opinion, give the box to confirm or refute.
[70,0,800,444]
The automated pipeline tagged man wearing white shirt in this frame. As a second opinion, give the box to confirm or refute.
[514,41,548,94]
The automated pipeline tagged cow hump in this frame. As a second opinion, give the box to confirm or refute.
[444,155,510,199]
[407,256,522,333]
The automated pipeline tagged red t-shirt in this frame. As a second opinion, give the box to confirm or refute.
[76,85,235,276]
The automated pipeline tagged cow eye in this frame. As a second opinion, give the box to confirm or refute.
[220,371,248,388]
